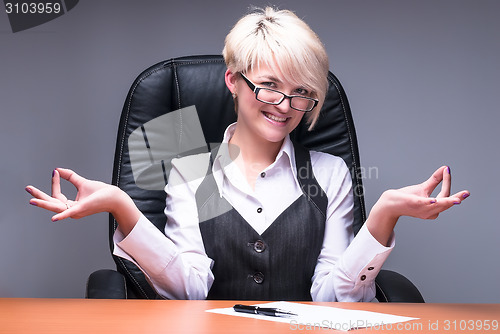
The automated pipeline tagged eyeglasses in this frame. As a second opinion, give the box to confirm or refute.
[239,73,319,112]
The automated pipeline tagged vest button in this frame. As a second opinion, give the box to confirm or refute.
[260,172,266,178]
[257,207,263,213]
[253,272,264,284]
[253,240,266,253]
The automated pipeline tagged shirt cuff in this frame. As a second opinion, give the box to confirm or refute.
[112,214,177,275]
[340,223,395,284]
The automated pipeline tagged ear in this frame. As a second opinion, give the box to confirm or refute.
[225,68,238,94]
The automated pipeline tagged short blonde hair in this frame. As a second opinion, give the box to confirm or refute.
[223,7,329,129]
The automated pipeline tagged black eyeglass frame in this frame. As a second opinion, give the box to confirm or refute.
[239,72,319,112]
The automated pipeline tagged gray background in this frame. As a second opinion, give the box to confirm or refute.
[1,0,498,302]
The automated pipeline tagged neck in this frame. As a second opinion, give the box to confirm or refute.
[229,125,283,167]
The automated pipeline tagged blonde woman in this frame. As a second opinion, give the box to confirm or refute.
[26,7,469,301]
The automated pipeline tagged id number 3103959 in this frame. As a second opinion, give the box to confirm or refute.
[5,2,62,14]
[429,319,499,331]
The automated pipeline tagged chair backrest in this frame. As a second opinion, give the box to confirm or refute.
[109,55,366,299]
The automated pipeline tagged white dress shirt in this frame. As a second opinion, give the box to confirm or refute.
[113,123,394,301]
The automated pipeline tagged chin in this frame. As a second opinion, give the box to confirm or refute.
[259,127,291,144]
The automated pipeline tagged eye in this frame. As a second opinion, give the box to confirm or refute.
[260,81,277,88]
[294,87,310,96]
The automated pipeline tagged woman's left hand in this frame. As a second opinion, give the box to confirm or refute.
[382,165,470,220]
[367,165,470,246]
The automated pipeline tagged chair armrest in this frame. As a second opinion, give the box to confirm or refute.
[86,269,127,299]
[375,269,425,303]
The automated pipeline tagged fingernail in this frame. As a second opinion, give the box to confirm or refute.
[30,201,37,206]
[447,166,451,175]
[430,200,437,204]
[25,187,32,194]
[463,193,469,199]
[454,201,461,205]
[52,218,58,222]
[52,169,56,177]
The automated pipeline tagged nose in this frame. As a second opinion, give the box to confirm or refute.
[273,96,292,114]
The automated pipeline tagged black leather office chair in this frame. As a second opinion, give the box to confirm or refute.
[86,55,424,302]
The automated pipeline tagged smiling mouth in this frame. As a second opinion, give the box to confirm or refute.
[263,111,288,123]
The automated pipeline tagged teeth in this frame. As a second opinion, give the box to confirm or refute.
[265,112,287,122]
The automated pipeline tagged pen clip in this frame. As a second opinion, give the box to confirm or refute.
[233,304,259,314]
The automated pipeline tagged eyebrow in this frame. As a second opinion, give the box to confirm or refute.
[253,74,309,93]
[255,75,283,83]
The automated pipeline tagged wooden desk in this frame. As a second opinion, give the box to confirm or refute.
[1,298,499,333]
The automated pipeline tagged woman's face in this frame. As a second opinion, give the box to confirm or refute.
[229,64,310,144]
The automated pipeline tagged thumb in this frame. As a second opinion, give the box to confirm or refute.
[51,203,82,222]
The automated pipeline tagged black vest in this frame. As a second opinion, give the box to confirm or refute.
[196,144,327,301]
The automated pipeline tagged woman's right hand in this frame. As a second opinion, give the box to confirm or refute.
[26,168,120,221]
[26,168,140,234]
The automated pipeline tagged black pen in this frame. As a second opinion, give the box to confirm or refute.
[233,304,297,317]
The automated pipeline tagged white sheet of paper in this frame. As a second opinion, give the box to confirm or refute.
[207,301,419,331]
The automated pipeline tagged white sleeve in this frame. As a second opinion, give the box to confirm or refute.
[112,154,214,300]
[309,152,394,302]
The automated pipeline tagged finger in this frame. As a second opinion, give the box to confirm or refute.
[437,166,451,198]
[461,190,471,200]
[51,169,68,202]
[25,185,54,202]
[29,198,67,214]
[52,202,82,222]
[449,190,471,205]
[422,166,447,195]
[56,168,86,188]
[428,191,469,216]
[423,199,455,219]
[408,196,444,220]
